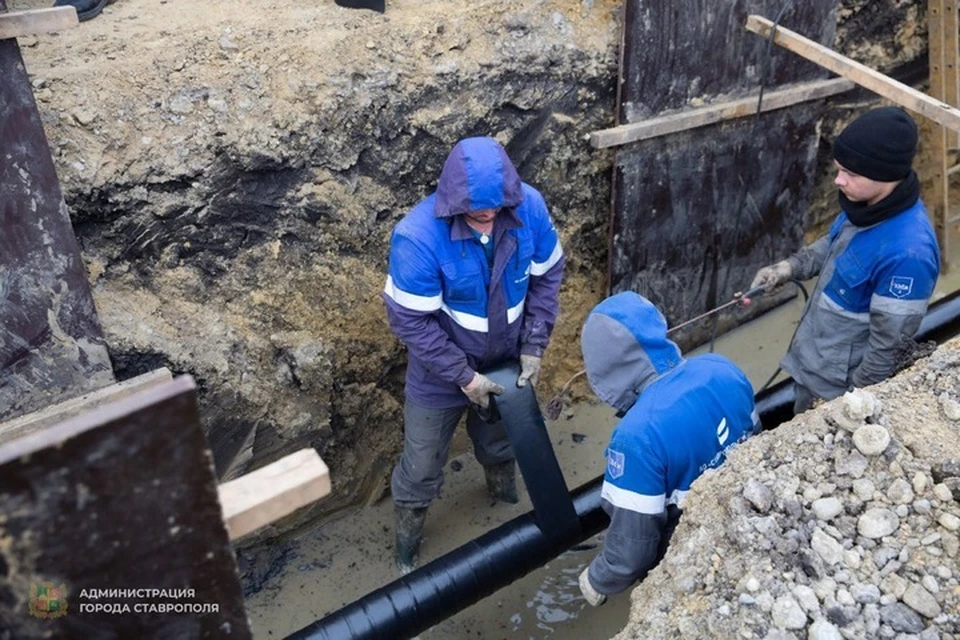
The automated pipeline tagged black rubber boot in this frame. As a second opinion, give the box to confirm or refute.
[53,0,111,22]
[394,506,427,575]
[484,460,519,504]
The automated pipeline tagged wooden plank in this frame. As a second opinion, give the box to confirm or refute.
[0,375,251,638]
[0,7,78,39]
[218,448,331,540]
[745,14,960,133]
[590,77,854,149]
[946,0,959,149]
[930,0,952,271]
[0,368,173,445]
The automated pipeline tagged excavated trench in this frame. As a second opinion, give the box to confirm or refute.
[5,0,946,637]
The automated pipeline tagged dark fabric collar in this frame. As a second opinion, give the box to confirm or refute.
[839,170,920,228]
[449,207,523,241]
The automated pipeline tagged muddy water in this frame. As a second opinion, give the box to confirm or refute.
[245,273,959,640]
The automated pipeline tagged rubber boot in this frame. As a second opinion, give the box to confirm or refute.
[394,506,427,575]
[484,460,519,504]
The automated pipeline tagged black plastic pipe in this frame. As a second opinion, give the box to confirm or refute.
[288,288,960,640]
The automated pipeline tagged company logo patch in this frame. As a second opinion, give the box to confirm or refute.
[889,276,914,299]
[607,449,625,479]
[716,417,729,445]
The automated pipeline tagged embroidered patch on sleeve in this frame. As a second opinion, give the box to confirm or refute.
[606,449,625,479]
[889,276,914,299]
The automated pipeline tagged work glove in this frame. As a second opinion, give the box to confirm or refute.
[578,567,607,607]
[516,354,542,388]
[460,372,505,409]
[749,260,793,293]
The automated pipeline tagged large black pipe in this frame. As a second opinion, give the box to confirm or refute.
[288,476,607,640]
[288,288,960,640]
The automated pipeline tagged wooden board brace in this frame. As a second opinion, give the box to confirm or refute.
[0,7,78,39]
[589,77,854,149]
[218,448,331,540]
[0,368,173,446]
[745,15,960,133]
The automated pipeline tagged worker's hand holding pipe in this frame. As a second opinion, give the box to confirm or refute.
[461,372,505,409]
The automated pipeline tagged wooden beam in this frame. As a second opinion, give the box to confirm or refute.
[945,0,959,149]
[218,448,331,540]
[929,0,952,270]
[589,77,854,149]
[0,368,173,445]
[745,14,960,133]
[0,7,78,39]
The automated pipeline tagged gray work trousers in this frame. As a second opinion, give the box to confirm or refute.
[391,399,514,509]
[793,383,817,415]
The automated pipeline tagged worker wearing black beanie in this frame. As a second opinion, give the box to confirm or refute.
[833,106,918,182]
[749,105,939,415]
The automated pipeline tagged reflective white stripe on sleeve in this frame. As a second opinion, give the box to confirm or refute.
[666,489,689,509]
[529,240,563,276]
[507,298,525,324]
[820,294,870,322]
[601,480,665,515]
[441,304,488,332]
[383,275,443,312]
[870,293,929,315]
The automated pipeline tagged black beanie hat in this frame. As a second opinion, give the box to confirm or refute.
[833,106,918,182]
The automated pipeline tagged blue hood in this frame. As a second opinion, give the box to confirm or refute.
[434,137,524,218]
[581,292,684,414]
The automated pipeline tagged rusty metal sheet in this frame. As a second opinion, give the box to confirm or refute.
[0,376,252,639]
[0,0,114,420]
[610,0,838,343]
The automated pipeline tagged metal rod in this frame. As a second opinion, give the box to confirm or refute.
[288,288,960,640]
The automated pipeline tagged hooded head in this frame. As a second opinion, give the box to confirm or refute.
[581,292,683,415]
[434,137,524,219]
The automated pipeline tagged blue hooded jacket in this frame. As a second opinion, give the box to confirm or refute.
[383,137,564,407]
[580,292,758,595]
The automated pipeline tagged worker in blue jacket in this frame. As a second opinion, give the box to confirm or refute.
[577,292,759,605]
[751,107,940,413]
[383,136,564,573]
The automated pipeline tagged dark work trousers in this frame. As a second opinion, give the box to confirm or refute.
[391,398,515,509]
[793,382,818,415]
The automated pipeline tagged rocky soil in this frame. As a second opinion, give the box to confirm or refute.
[617,343,960,640]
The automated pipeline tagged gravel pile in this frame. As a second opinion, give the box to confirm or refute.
[616,345,960,640]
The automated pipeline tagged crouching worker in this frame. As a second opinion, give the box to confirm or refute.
[577,292,759,606]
